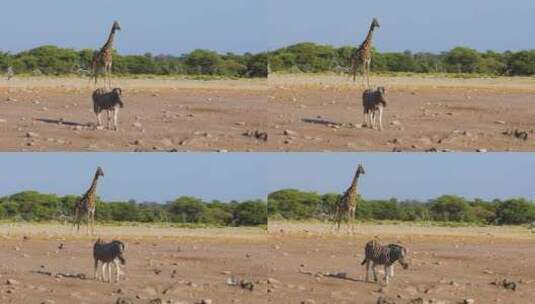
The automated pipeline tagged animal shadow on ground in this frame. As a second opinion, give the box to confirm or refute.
[302,117,343,127]
[298,268,372,284]
[35,118,90,127]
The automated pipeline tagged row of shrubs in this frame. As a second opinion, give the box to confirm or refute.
[269,43,535,76]
[268,189,535,225]
[0,191,267,226]
[2,43,534,79]
[0,46,267,78]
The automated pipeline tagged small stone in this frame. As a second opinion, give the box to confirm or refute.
[284,129,297,136]
[26,132,39,138]
[476,149,487,153]
[133,122,142,128]
[464,299,475,304]
[200,299,212,304]
[6,279,19,285]
[391,120,401,126]
[494,120,506,125]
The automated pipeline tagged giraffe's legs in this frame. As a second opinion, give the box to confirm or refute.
[366,60,372,89]
[349,207,357,234]
[86,212,91,235]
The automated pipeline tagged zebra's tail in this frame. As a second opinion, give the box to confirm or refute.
[360,257,368,265]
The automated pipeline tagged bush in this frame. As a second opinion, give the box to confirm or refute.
[2,46,266,78]
[267,189,535,226]
[269,43,535,76]
[0,191,266,227]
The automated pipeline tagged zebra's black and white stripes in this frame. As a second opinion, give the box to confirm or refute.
[361,240,409,285]
[362,86,387,131]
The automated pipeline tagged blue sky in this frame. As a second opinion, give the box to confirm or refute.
[0,153,268,202]
[267,0,535,52]
[0,0,267,55]
[1,153,534,203]
[265,153,535,201]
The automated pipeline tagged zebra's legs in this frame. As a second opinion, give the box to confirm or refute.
[106,111,111,129]
[113,108,119,131]
[390,264,394,278]
[101,263,108,282]
[378,107,384,131]
[371,263,378,282]
[384,265,390,285]
[96,112,103,128]
[114,259,122,282]
[365,260,371,282]
[94,259,99,280]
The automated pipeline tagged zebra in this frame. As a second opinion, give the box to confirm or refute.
[360,240,409,285]
[92,88,124,131]
[93,239,126,283]
[362,86,388,131]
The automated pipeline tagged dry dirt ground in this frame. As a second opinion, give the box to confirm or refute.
[268,222,535,304]
[0,77,267,152]
[0,223,268,304]
[268,74,535,151]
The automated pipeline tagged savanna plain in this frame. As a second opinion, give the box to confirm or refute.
[0,77,267,152]
[0,223,268,304]
[268,74,535,152]
[268,222,535,304]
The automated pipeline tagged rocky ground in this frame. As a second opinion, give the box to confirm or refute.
[268,74,535,152]
[267,222,535,304]
[0,223,268,304]
[0,77,267,152]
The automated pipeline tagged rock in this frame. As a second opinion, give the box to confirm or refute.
[200,299,212,304]
[26,132,39,138]
[464,299,475,304]
[115,297,134,304]
[494,120,506,125]
[391,120,401,126]
[133,122,143,128]
[376,296,396,304]
[6,279,19,285]
[239,279,254,291]
[407,298,424,304]
[148,299,163,304]
[284,129,297,136]
[235,122,246,126]
[160,138,174,147]
[301,300,316,304]
[133,139,144,146]
[476,149,487,153]
[267,278,281,285]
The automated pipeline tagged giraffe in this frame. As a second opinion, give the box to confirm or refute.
[350,18,380,87]
[91,21,121,88]
[333,164,365,233]
[73,166,104,235]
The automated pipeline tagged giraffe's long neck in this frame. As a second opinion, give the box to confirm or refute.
[102,27,117,51]
[85,172,100,206]
[347,170,361,196]
[361,25,376,50]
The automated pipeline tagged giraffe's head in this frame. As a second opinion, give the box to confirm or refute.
[96,166,105,178]
[112,21,122,32]
[357,164,366,175]
[371,18,380,29]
